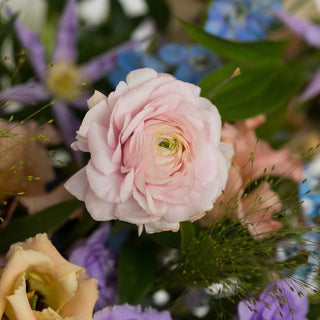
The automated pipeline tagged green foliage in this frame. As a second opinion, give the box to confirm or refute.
[0,15,17,47]
[199,61,304,121]
[156,218,308,298]
[180,221,195,251]
[145,0,170,32]
[181,21,287,63]
[118,241,158,304]
[0,199,81,254]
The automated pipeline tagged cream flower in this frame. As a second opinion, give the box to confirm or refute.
[0,234,98,320]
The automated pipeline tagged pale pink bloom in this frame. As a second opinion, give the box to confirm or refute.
[0,233,98,320]
[202,115,302,237]
[65,68,233,233]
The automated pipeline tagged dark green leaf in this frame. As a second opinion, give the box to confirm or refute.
[145,0,170,32]
[201,62,304,121]
[0,15,17,47]
[0,199,81,254]
[147,230,180,249]
[181,20,287,63]
[118,242,157,304]
[180,221,195,251]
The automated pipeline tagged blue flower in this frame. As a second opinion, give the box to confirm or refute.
[158,44,220,83]
[299,154,320,224]
[1,0,136,162]
[107,49,166,88]
[204,0,281,41]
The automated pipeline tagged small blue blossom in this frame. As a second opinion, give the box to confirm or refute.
[299,154,320,224]
[107,49,166,87]
[204,0,281,41]
[158,44,220,84]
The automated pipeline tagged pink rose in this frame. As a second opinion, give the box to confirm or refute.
[0,233,98,320]
[202,115,302,237]
[65,68,233,233]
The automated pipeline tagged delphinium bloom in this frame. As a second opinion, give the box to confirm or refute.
[157,44,220,84]
[1,0,136,158]
[204,0,281,41]
[0,233,98,320]
[64,68,233,234]
[275,10,320,101]
[238,278,309,319]
[93,304,172,320]
[107,49,166,88]
[201,115,303,237]
[295,154,320,288]
[68,223,118,311]
[299,153,320,225]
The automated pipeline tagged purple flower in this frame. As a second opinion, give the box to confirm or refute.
[1,0,136,162]
[238,278,309,320]
[93,304,172,320]
[69,223,118,311]
[276,10,320,101]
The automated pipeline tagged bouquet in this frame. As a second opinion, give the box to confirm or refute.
[0,0,319,319]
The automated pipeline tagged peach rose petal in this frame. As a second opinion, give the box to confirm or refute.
[59,274,98,320]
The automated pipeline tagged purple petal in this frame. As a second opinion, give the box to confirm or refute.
[300,67,320,101]
[51,102,83,164]
[275,10,320,48]
[52,0,78,62]
[79,40,140,84]
[0,81,49,105]
[69,93,92,110]
[7,7,47,81]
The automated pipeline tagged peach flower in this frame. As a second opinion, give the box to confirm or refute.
[0,120,60,200]
[202,115,302,237]
[0,233,98,320]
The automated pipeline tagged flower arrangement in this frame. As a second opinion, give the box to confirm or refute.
[0,0,319,319]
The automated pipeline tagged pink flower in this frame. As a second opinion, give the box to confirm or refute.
[65,68,233,233]
[202,115,302,237]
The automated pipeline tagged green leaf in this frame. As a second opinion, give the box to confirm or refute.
[0,199,81,254]
[147,230,180,249]
[118,242,157,304]
[201,62,304,121]
[180,221,195,251]
[198,63,241,98]
[181,20,287,63]
[145,0,170,31]
[0,15,17,45]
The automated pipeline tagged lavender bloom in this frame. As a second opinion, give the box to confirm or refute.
[93,304,172,320]
[1,0,136,161]
[276,11,320,101]
[69,223,118,311]
[238,278,309,320]
[204,0,281,41]
[158,44,220,84]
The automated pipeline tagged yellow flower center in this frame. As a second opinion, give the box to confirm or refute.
[25,271,58,312]
[47,61,81,100]
[158,138,177,151]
